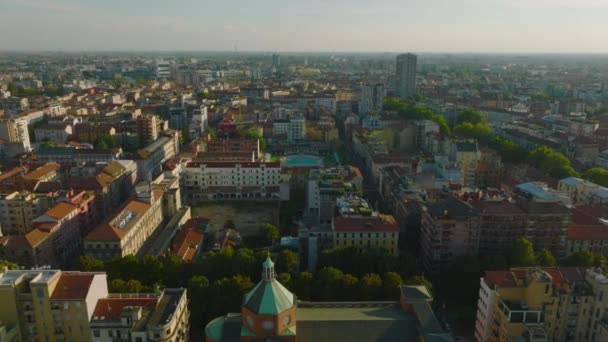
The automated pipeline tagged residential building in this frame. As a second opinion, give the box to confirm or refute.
[84,189,164,260]
[206,139,261,160]
[90,288,190,342]
[156,60,171,79]
[0,97,29,114]
[396,53,417,99]
[559,177,608,206]
[0,191,46,235]
[420,196,480,275]
[359,83,386,117]
[181,161,284,202]
[136,137,176,181]
[0,269,109,342]
[0,196,90,268]
[206,258,452,342]
[515,182,572,206]
[515,197,570,258]
[73,123,116,144]
[0,116,31,151]
[136,115,162,147]
[273,117,305,142]
[452,140,480,186]
[333,215,400,255]
[474,267,608,342]
[34,123,73,144]
[474,200,528,257]
[567,205,608,256]
[37,146,120,164]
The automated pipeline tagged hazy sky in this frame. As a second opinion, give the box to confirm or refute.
[1,0,607,53]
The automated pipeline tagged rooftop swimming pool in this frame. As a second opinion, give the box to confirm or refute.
[282,154,323,168]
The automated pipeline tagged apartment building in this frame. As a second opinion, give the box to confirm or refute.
[0,195,93,268]
[136,136,176,182]
[0,269,190,342]
[34,123,73,144]
[0,116,31,151]
[90,288,190,342]
[206,139,261,160]
[333,215,400,255]
[181,161,284,202]
[0,191,46,235]
[420,196,480,276]
[273,117,305,142]
[567,206,608,255]
[559,177,608,206]
[136,115,161,147]
[84,189,163,260]
[0,269,109,342]
[475,267,608,342]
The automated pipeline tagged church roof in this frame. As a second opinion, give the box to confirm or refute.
[242,278,296,315]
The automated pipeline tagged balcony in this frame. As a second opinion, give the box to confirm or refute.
[497,298,545,324]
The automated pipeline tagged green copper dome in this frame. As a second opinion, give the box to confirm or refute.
[243,257,296,315]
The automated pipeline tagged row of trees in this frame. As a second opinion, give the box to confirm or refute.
[383,97,450,135]
[72,245,425,327]
[527,145,579,178]
[453,109,492,139]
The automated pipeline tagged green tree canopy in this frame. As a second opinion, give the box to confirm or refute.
[358,273,382,300]
[456,109,486,125]
[382,272,404,299]
[536,248,557,267]
[275,249,298,274]
[73,256,105,272]
[510,238,537,267]
[583,168,608,187]
[258,223,280,246]
[564,249,607,270]
[405,275,433,294]
[527,146,578,179]
[0,259,19,270]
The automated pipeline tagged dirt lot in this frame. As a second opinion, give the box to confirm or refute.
[191,202,280,237]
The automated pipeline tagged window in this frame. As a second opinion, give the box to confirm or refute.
[93,330,100,337]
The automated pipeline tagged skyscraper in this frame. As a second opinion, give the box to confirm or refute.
[272,53,281,68]
[396,53,417,99]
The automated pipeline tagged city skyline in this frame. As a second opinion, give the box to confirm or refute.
[1,0,608,53]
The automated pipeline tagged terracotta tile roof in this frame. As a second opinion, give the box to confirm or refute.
[44,202,78,220]
[96,172,115,188]
[85,190,162,242]
[102,161,125,177]
[93,298,158,319]
[334,215,399,232]
[0,167,27,183]
[172,228,204,263]
[22,163,60,180]
[25,228,51,247]
[51,273,95,300]
[483,271,516,288]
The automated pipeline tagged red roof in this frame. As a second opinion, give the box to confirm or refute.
[568,225,608,241]
[483,271,516,288]
[172,228,204,263]
[51,273,95,300]
[334,215,399,232]
[93,298,157,319]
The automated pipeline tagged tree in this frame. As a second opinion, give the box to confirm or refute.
[109,279,144,293]
[405,275,433,294]
[453,122,491,139]
[188,275,210,321]
[358,273,382,300]
[277,273,292,286]
[487,136,527,163]
[536,249,557,267]
[564,249,607,270]
[438,255,482,305]
[314,267,345,300]
[258,223,280,246]
[276,249,298,274]
[306,125,325,141]
[456,109,486,125]
[73,256,104,272]
[293,271,313,300]
[0,259,18,270]
[527,146,578,179]
[510,238,537,267]
[382,272,404,299]
[583,168,608,187]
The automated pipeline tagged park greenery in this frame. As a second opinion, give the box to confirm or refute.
[383,97,451,135]
[236,126,267,151]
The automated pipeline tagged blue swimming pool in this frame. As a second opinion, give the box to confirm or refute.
[283,154,323,168]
